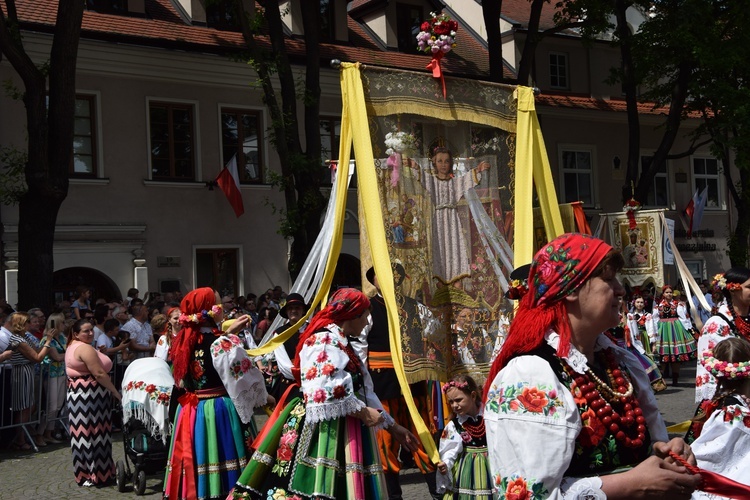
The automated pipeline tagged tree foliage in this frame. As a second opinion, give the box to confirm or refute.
[232,0,325,278]
[0,0,84,310]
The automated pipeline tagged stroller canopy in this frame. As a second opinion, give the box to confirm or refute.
[121,357,174,443]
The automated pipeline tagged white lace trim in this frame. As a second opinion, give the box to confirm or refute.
[122,405,172,444]
[560,476,605,499]
[305,397,366,424]
[233,385,268,424]
[545,330,589,374]
[376,410,395,430]
[696,382,717,403]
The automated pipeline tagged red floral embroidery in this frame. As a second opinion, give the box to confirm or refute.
[313,389,326,403]
[505,477,530,500]
[191,360,204,379]
[219,338,232,351]
[332,385,347,399]
[145,384,156,394]
[516,387,548,413]
[277,445,293,461]
[321,363,335,376]
[578,408,607,447]
[305,366,318,380]
[316,351,328,363]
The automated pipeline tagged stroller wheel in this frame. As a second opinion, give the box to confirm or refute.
[135,469,147,496]
[116,460,127,493]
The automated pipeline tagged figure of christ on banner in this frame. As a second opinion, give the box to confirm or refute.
[358,67,517,394]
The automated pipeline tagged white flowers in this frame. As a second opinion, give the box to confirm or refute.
[416,11,458,55]
[384,131,417,157]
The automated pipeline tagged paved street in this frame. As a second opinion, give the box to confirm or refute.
[0,363,697,499]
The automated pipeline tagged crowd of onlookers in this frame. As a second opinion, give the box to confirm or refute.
[0,283,289,452]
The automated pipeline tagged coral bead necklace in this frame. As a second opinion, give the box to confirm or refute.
[565,349,646,449]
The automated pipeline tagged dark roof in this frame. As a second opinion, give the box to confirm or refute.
[11,0,509,79]
[535,91,672,116]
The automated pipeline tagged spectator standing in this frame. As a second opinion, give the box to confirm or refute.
[40,312,67,444]
[122,303,154,359]
[65,318,121,487]
[71,286,92,320]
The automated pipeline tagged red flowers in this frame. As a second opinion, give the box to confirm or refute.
[579,408,607,447]
[305,366,318,380]
[332,385,347,399]
[505,477,530,500]
[516,387,548,413]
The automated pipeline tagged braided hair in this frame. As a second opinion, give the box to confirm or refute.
[722,267,750,317]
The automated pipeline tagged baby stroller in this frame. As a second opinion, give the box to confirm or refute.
[116,357,174,495]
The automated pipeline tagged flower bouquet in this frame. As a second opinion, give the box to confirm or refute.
[416,12,458,98]
[385,131,416,187]
[416,11,458,55]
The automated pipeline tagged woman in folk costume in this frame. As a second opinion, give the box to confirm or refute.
[627,294,657,355]
[230,287,418,499]
[654,285,698,386]
[483,233,700,499]
[695,268,750,404]
[164,287,271,500]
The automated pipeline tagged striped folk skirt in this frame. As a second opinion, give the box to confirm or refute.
[68,375,115,486]
[164,395,252,500]
[11,363,34,411]
[655,318,697,363]
[448,445,495,500]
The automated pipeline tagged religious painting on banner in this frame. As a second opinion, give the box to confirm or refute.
[357,66,517,385]
[605,209,665,289]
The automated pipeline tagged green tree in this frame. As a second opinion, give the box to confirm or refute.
[0,1,85,310]
[233,0,325,278]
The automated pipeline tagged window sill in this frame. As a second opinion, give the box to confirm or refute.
[70,177,110,186]
[143,180,273,190]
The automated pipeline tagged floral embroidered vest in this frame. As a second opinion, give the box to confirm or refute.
[183,330,224,392]
[526,345,652,476]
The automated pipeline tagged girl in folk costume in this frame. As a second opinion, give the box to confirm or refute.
[483,233,700,499]
[654,285,698,386]
[609,304,666,393]
[436,374,494,500]
[164,288,270,500]
[689,338,750,497]
[230,288,418,500]
[695,268,750,403]
[627,294,657,355]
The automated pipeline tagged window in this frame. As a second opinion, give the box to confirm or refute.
[560,148,594,206]
[72,95,98,177]
[642,155,669,207]
[86,0,128,12]
[320,116,341,185]
[149,102,195,181]
[692,156,722,209]
[221,108,263,184]
[206,1,240,31]
[195,248,239,299]
[549,52,568,89]
[396,4,423,54]
[320,0,335,42]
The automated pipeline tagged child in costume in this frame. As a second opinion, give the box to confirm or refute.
[436,374,494,500]
[689,337,750,497]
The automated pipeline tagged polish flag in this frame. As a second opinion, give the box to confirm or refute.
[683,186,708,237]
[216,155,244,217]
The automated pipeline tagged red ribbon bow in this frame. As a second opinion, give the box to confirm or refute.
[426,51,446,98]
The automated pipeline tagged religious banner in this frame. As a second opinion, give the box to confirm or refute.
[356,65,519,388]
[605,208,665,289]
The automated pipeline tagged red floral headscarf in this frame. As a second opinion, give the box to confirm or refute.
[484,233,613,399]
[292,288,370,383]
[171,288,218,384]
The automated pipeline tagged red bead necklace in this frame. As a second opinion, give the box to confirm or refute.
[461,417,485,439]
[732,311,750,342]
[565,349,646,449]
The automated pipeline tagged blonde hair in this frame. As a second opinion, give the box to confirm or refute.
[9,312,30,335]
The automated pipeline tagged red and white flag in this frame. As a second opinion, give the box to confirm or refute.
[216,155,244,217]
[683,186,708,237]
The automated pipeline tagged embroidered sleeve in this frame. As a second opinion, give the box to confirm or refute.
[484,355,580,499]
[644,313,657,344]
[560,476,605,499]
[436,420,462,494]
[211,334,269,424]
[299,327,365,424]
[692,403,750,483]
[696,315,733,403]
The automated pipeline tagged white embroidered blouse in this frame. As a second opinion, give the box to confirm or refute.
[484,331,668,500]
[696,302,737,403]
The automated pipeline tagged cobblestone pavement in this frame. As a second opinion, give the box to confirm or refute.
[0,363,697,499]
